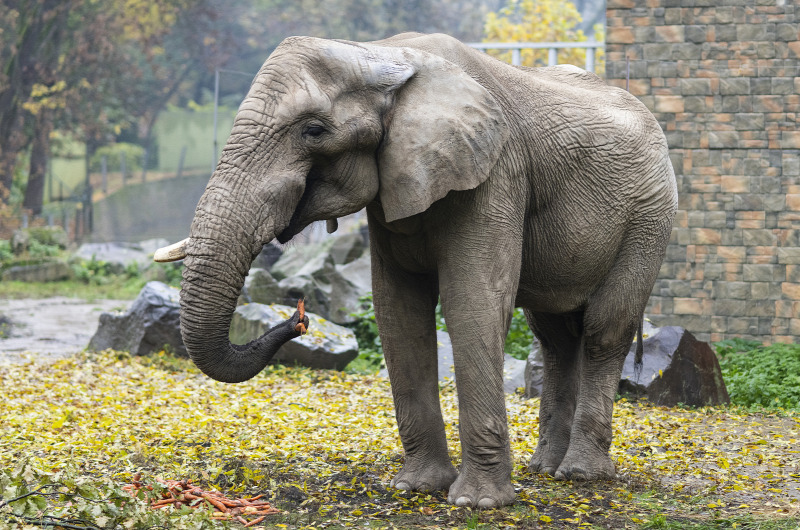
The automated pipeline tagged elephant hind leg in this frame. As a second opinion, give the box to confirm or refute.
[554,236,663,481]
[526,310,583,476]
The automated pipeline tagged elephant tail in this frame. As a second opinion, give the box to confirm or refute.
[633,319,644,380]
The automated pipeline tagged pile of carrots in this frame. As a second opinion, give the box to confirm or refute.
[123,474,279,527]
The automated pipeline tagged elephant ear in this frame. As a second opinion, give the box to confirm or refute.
[371,48,510,223]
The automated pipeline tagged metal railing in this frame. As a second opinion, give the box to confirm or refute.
[467,41,604,73]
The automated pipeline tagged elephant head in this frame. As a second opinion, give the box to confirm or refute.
[155,36,509,384]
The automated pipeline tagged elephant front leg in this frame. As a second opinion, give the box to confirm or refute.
[440,286,517,509]
[372,258,457,493]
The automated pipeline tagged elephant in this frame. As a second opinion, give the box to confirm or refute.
[154,32,677,508]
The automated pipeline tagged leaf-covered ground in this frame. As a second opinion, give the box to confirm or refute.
[1,351,799,529]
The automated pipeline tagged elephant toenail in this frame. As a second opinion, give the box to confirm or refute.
[455,496,474,507]
[394,481,411,490]
[554,470,567,480]
[477,497,497,509]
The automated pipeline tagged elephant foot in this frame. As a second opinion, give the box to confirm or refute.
[446,470,516,509]
[528,441,568,476]
[553,449,616,482]
[391,459,458,493]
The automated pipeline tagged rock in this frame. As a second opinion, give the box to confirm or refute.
[523,321,728,406]
[2,261,71,282]
[270,239,337,281]
[88,281,186,357]
[252,243,283,270]
[75,242,153,273]
[230,303,358,370]
[524,337,544,398]
[619,326,730,407]
[243,253,372,324]
[328,233,366,265]
[502,354,527,394]
[379,330,527,394]
[11,230,29,255]
[240,268,283,306]
[11,227,69,254]
[327,254,372,323]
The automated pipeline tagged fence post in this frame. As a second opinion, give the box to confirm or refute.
[101,155,108,194]
[548,48,558,66]
[22,213,28,229]
[511,48,521,66]
[141,144,149,183]
[585,43,596,72]
[176,145,187,179]
[120,152,127,185]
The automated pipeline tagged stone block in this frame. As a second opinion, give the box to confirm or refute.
[781,283,800,299]
[743,229,777,246]
[778,248,800,265]
[743,263,775,282]
[655,95,685,112]
[715,24,737,41]
[607,26,635,44]
[691,228,721,245]
[787,194,800,210]
[684,95,710,112]
[735,113,765,130]
[720,175,749,193]
[644,43,675,60]
[776,23,799,42]
[709,131,740,148]
[772,77,795,95]
[719,78,750,95]
[736,24,775,42]
[655,25,685,42]
[715,282,750,300]
[674,298,704,315]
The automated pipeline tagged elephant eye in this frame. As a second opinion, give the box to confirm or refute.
[303,125,326,138]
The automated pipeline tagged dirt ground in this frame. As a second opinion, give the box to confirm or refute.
[0,297,129,364]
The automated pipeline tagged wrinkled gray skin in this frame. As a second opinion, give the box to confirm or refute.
[177,33,677,508]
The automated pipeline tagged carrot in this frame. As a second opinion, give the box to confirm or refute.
[202,494,229,513]
[236,515,248,525]
[246,494,263,502]
[244,516,266,527]
[295,299,307,334]
[151,498,179,507]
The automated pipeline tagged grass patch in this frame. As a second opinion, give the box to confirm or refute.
[0,277,149,301]
[1,350,798,528]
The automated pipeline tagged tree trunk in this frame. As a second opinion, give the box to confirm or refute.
[23,110,52,215]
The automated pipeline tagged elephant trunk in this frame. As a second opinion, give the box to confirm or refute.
[175,168,307,384]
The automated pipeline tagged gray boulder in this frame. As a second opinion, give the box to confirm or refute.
[270,238,338,281]
[230,303,358,370]
[88,281,186,357]
[523,321,730,407]
[252,243,283,270]
[2,261,71,282]
[380,330,527,394]
[328,233,366,266]
[619,326,730,407]
[242,253,372,324]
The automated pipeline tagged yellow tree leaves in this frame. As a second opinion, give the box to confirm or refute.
[483,0,605,74]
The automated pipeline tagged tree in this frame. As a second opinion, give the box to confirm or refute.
[483,0,604,73]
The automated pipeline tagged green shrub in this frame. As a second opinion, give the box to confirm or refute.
[716,340,800,410]
[89,142,145,174]
[0,240,12,262]
[27,238,62,258]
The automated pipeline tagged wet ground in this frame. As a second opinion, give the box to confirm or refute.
[0,297,130,364]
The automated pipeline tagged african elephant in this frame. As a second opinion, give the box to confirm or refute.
[155,32,677,508]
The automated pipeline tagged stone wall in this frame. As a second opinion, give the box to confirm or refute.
[605,0,800,343]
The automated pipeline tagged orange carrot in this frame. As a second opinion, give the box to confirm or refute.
[202,494,229,513]
[295,299,307,334]
[244,516,266,527]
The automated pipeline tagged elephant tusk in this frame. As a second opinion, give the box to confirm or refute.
[326,218,338,234]
[153,238,189,262]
